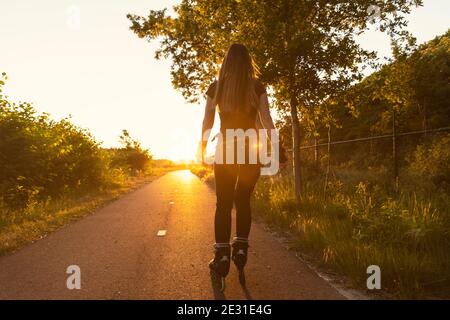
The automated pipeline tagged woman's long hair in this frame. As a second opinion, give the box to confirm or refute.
[215,43,260,113]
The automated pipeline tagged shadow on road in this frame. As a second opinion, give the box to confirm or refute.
[240,283,253,300]
[239,272,253,300]
[209,269,254,300]
[209,270,226,300]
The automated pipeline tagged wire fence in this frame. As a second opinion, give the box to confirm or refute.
[297,125,450,192]
[300,127,450,150]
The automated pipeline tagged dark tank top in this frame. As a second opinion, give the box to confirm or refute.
[205,79,267,165]
[205,79,267,131]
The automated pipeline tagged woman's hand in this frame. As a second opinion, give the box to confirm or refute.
[200,96,216,165]
[196,141,206,165]
[196,141,203,164]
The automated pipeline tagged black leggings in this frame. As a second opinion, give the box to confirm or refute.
[214,164,261,243]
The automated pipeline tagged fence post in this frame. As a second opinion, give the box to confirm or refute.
[324,126,332,193]
[392,108,399,192]
[314,137,319,167]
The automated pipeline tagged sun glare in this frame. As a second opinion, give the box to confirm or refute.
[165,128,199,162]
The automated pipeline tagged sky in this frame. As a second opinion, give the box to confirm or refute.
[0,0,449,161]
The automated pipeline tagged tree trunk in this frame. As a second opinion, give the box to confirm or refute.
[290,96,301,202]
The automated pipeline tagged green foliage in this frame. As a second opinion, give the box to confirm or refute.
[0,88,109,209]
[0,76,153,213]
[128,0,420,106]
[347,30,448,134]
[302,31,450,169]
[408,133,450,188]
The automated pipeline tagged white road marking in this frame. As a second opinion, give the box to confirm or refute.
[157,230,167,237]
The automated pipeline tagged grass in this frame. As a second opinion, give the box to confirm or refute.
[190,165,215,187]
[190,164,450,299]
[0,166,180,256]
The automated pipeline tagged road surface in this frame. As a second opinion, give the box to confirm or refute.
[0,170,344,299]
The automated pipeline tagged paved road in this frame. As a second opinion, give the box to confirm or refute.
[0,170,343,300]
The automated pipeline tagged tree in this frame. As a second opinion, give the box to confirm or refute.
[116,130,152,172]
[128,0,421,201]
[0,73,109,208]
[306,30,449,172]
[410,30,450,132]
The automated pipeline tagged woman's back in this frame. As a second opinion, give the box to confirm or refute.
[205,78,266,131]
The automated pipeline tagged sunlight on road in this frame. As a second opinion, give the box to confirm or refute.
[172,170,195,185]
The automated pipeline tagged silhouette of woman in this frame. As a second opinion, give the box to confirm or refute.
[200,43,287,290]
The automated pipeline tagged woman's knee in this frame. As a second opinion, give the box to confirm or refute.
[216,199,233,213]
[234,194,250,211]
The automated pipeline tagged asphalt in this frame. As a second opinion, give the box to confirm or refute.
[0,170,344,300]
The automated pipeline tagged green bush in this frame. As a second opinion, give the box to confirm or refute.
[107,130,152,174]
[0,74,156,212]
[0,100,109,209]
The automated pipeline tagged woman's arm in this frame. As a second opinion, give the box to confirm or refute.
[258,93,288,164]
[200,96,216,162]
[258,93,276,130]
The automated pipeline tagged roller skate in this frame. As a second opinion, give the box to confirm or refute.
[209,243,231,292]
[232,237,249,285]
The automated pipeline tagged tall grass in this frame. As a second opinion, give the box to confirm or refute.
[253,165,450,298]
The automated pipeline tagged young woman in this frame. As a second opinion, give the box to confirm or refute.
[200,43,286,289]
